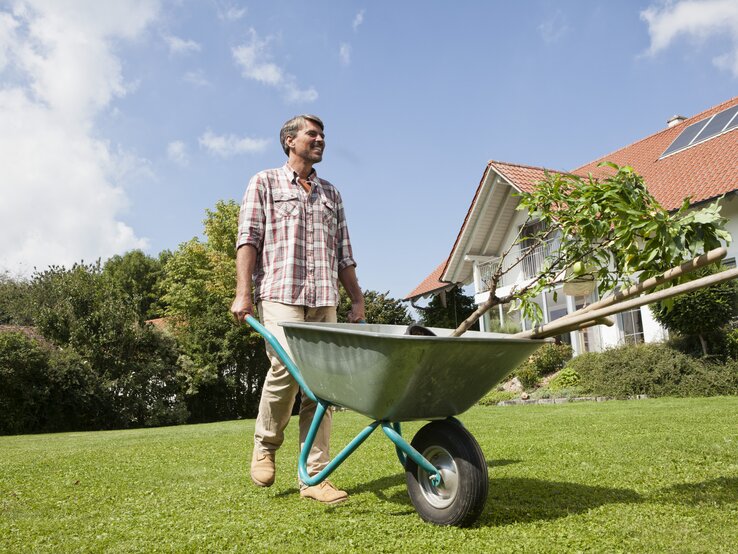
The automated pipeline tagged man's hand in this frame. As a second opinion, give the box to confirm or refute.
[232,244,257,324]
[339,265,365,323]
[347,299,366,323]
[231,295,253,324]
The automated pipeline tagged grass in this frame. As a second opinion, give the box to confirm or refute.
[2,397,737,553]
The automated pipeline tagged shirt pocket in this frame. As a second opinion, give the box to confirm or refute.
[321,198,337,235]
[274,191,300,219]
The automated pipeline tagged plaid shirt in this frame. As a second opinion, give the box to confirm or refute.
[236,163,356,307]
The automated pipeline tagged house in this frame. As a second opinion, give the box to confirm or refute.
[406,96,738,355]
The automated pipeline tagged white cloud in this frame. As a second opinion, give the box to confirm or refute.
[0,0,158,275]
[167,140,189,166]
[353,9,365,31]
[538,10,569,44]
[217,2,246,22]
[183,69,211,87]
[641,0,738,76]
[232,28,318,103]
[164,34,201,55]
[198,130,269,157]
[0,12,19,71]
[339,42,351,66]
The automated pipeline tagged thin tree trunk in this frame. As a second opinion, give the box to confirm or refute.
[698,334,709,356]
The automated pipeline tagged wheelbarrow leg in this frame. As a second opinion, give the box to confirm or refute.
[298,401,381,486]
[381,423,442,486]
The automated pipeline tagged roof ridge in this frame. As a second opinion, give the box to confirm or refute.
[488,159,567,173]
[572,95,738,172]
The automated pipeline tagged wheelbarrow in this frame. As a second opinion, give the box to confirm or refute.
[245,315,545,527]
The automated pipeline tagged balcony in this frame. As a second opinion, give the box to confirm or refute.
[477,238,560,293]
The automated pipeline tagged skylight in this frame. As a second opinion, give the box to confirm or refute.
[661,103,738,158]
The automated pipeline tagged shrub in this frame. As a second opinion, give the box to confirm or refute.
[549,367,581,390]
[531,343,573,375]
[0,332,52,434]
[567,343,738,399]
[516,364,541,390]
[515,343,574,391]
[478,389,517,406]
[530,386,583,400]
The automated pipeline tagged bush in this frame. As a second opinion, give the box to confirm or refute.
[530,386,584,400]
[0,332,52,434]
[516,364,541,390]
[567,343,738,399]
[549,367,581,390]
[514,343,574,391]
[532,343,574,374]
[478,389,517,406]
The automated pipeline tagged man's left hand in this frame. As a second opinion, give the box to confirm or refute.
[347,301,366,323]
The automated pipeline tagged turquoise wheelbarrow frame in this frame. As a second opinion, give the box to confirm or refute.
[245,315,544,527]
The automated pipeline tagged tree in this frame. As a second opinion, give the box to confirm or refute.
[0,272,34,325]
[419,286,479,330]
[103,250,168,321]
[650,265,738,356]
[454,163,731,336]
[29,262,188,429]
[337,288,413,325]
[160,200,268,422]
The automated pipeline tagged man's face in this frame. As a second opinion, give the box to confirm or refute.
[287,120,325,164]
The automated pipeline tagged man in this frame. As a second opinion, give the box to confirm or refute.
[231,114,365,505]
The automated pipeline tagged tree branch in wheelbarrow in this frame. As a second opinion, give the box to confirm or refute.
[450,162,733,338]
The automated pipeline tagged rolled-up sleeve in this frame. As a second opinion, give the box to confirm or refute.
[335,194,356,271]
[236,175,265,250]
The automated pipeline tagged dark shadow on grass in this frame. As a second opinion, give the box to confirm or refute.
[653,477,738,506]
[271,463,643,526]
[479,477,642,527]
[486,459,521,469]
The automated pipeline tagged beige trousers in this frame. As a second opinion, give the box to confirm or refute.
[255,300,337,476]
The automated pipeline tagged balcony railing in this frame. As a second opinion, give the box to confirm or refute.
[478,238,560,293]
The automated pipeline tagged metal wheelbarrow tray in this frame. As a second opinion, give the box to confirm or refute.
[281,322,543,421]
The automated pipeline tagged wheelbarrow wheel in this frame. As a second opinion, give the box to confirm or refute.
[405,420,488,527]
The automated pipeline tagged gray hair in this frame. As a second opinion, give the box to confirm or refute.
[279,114,324,156]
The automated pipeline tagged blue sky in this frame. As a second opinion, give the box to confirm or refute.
[1,0,737,302]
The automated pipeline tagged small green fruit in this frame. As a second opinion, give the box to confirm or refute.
[572,261,585,276]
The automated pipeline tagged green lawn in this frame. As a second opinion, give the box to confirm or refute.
[2,397,737,553]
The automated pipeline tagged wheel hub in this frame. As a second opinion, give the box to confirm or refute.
[418,445,459,509]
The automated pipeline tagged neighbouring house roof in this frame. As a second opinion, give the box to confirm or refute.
[0,325,55,348]
[146,317,173,331]
[405,95,738,302]
[405,260,455,301]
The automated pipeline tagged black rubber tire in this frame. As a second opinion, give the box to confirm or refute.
[405,420,488,527]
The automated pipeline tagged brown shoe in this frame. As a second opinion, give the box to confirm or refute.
[250,449,275,487]
[300,480,348,505]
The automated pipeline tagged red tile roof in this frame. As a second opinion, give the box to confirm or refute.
[574,96,738,210]
[405,260,451,300]
[489,160,563,193]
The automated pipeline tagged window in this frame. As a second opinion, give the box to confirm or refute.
[574,294,599,353]
[618,308,644,345]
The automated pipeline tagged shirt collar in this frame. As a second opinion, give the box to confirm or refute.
[283,162,318,185]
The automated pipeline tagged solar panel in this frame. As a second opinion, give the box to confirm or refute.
[661,103,738,158]
[725,105,738,132]
[661,119,708,157]
[695,104,738,142]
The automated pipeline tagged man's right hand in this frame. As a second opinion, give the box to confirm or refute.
[231,296,254,324]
